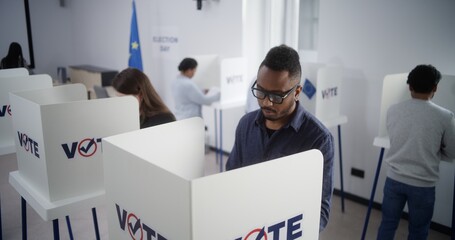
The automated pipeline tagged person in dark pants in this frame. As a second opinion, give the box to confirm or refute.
[377,64,455,240]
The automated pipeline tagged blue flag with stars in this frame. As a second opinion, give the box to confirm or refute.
[128,0,143,71]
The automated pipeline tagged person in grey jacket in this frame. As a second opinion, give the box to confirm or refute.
[377,64,455,240]
[172,58,220,120]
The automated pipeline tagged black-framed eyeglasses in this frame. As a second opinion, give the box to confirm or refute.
[251,80,300,104]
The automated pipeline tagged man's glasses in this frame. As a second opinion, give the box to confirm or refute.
[251,80,300,104]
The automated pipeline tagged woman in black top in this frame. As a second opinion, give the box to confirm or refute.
[0,42,30,70]
[112,68,176,128]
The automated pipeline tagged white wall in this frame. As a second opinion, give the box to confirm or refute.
[317,0,455,221]
[2,0,243,105]
[0,0,33,66]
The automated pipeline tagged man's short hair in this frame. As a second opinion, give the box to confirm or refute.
[260,44,302,82]
[407,64,441,93]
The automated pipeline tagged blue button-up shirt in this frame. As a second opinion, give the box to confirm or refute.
[226,103,334,231]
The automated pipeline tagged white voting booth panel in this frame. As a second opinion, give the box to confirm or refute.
[193,55,248,152]
[373,73,455,227]
[8,83,139,220]
[300,63,347,129]
[191,54,220,90]
[192,55,248,105]
[0,74,53,155]
[103,118,323,240]
[373,73,409,148]
[373,74,455,148]
[0,68,29,78]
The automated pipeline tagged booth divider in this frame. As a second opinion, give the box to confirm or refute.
[0,74,53,155]
[8,83,140,239]
[103,117,324,240]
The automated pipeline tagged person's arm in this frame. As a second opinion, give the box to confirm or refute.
[441,114,455,161]
[186,82,220,105]
[316,132,335,232]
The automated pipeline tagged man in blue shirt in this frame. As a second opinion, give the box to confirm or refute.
[226,45,334,231]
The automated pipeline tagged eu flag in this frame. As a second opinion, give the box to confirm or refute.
[128,0,143,71]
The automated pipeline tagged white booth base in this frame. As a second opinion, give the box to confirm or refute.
[9,171,105,221]
[320,115,348,129]
[373,136,390,149]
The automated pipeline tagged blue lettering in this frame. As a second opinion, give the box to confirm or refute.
[236,213,304,240]
[142,223,156,240]
[17,131,40,158]
[321,87,338,99]
[0,105,8,117]
[129,218,142,235]
[268,221,285,240]
[287,214,303,239]
[116,204,127,231]
[115,204,167,240]
[33,141,40,158]
[227,75,243,84]
[157,233,167,240]
[17,132,25,147]
[61,142,78,159]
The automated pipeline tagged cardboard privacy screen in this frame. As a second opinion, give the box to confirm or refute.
[8,83,139,220]
[0,74,53,155]
[300,63,347,129]
[192,55,247,105]
[374,74,455,148]
[103,117,324,240]
[0,68,29,78]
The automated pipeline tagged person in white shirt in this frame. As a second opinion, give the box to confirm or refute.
[172,58,220,120]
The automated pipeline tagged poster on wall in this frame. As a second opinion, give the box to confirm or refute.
[149,26,181,110]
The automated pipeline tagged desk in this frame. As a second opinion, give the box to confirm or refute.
[69,65,118,99]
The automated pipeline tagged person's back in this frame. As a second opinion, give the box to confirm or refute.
[173,74,203,119]
[377,64,455,240]
[173,58,220,120]
[386,98,455,186]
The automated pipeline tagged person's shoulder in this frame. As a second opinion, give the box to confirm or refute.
[429,102,454,119]
[297,107,331,136]
[237,110,259,128]
[141,112,176,128]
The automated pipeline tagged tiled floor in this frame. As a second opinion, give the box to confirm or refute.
[0,151,450,239]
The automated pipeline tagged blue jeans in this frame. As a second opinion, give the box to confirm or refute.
[377,177,435,240]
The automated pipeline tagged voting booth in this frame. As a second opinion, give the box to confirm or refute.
[299,62,348,212]
[8,83,140,222]
[362,74,455,239]
[103,117,323,240]
[300,63,347,128]
[0,74,53,155]
[191,55,248,170]
[0,68,29,78]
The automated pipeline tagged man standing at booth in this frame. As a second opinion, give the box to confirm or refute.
[226,45,334,231]
[377,65,455,240]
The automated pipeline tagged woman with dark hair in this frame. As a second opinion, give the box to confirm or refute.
[172,57,220,120]
[0,42,29,70]
[112,68,176,128]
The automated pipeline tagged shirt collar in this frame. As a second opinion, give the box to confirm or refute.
[254,102,305,132]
